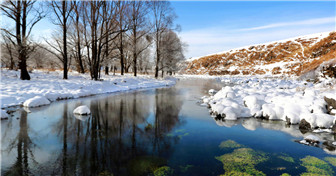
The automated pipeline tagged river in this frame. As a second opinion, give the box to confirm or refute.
[2,78,336,175]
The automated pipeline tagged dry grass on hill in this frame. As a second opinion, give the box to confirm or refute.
[185,32,336,76]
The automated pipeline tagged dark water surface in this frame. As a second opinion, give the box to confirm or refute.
[2,79,336,176]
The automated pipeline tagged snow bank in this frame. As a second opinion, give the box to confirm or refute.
[23,96,51,107]
[0,69,176,108]
[73,105,91,115]
[1,110,9,120]
[203,76,336,130]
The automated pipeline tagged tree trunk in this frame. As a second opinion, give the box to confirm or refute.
[133,22,137,77]
[76,10,84,74]
[16,1,30,80]
[120,34,124,75]
[62,1,68,79]
[105,66,109,75]
[155,33,159,79]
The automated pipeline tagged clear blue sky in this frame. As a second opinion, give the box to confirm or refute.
[171,1,336,58]
[3,1,335,59]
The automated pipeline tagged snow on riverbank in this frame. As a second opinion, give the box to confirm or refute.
[202,76,336,130]
[0,69,176,108]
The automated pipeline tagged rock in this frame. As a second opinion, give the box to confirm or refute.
[324,96,336,114]
[299,119,312,133]
[285,116,291,125]
[304,135,320,144]
[208,89,217,95]
[74,114,90,121]
[73,105,91,115]
[331,122,336,133]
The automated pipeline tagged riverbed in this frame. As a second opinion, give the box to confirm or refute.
[2,79,336,175]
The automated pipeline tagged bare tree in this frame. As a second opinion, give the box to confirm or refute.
[82,1,122,80]
[70,0,85,74]
[128,1,150,76]
[1,31,17,70]
[159,30,185,76]
[47,0,74,79]
[149,0,176,78]
[1,0,45,80]
[115,1,130,76]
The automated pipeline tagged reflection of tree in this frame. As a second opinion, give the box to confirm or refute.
[4,88,184,175]
[4,110,36,176]
[152,88,183,155]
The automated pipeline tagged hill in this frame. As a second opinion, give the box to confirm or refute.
[184,31,336,77]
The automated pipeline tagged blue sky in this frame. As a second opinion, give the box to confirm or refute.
[3,1,335,59]
[171,1,335,58]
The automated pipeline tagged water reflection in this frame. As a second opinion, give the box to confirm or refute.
[1,88,183,175]
[3,79,336,175]
[3,110,35,176]
[214,115,336,155]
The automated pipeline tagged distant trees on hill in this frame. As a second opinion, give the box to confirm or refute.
[1,0,186,80]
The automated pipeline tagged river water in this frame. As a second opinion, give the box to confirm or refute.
[2,79,336,176]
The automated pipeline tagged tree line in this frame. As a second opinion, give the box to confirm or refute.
[1,0,186,80]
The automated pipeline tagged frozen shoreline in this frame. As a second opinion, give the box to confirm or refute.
[0,69,176,109]
[202,76,336,131]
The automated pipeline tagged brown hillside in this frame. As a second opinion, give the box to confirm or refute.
[185,32,336,76]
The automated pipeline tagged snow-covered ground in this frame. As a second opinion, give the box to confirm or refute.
[202,76,336,130]
[0,69,176,108]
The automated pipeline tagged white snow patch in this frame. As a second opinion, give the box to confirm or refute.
[304,134,320,142]
[1,110,9,119]
[73,105,91,115]
[0,69,176,108]
[202,76,336,130]
[23,96,51,108]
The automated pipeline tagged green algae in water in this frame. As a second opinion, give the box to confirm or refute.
[280,173,291,176]
[216,148,268,176]
[175,129,186,133]
[278,154,295,163]
[166,129,189,139]
[98,171,114,176]
[219,140,242,149]
[300,156,334,176]
[127,156,166,176]
[153,166,174,176]
[324,157,336,167]
[179,164,194,173]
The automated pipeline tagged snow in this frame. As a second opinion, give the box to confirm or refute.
[304,134,320,142]
[1,110,9,119]
[23,96,51,108]
[73,105,91,115]
[0,69,176,108]
[208,89,217,95]
[332,109,336,115]
[203,76,336,129]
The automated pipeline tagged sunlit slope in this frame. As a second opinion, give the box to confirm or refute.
[185,31,336,76]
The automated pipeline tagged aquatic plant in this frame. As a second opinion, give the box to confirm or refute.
[280,173,291,176]
[153,166,174,176]
[324,157,336,167]
[300,156,333,175]
[127,156,166,176]
[216,148,268,176]
[219,140,242,149]
[179,164,194,173]
[98,171,114,176]
[278,154,295,163]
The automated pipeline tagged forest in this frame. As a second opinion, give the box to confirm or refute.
[1,0,186,80]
